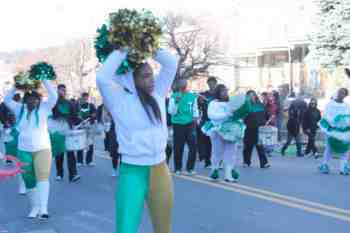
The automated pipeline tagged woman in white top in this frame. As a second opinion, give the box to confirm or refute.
[96,44,178,233]
[207,84,240,182]
[4,80,58,220]
[319,88,350,175]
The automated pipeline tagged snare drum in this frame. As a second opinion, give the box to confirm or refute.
[258,126,278,147]
[65,130,87,151]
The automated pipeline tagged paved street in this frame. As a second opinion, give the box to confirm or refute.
[0,140,349,233]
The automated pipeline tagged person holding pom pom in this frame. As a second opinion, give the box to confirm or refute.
[96,31,178,233]
[4,78,58,220]
[207,84,241,182]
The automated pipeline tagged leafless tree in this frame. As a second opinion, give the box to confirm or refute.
[163,12,229,80]
[13,38,97,96]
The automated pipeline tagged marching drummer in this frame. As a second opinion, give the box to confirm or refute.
[97,104,120,176]
[77,92,97,167]
[51,84,81,182]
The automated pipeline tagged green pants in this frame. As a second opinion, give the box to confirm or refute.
[18,150,52,189]
[116,162,173,233]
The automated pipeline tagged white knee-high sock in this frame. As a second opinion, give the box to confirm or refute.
[27,188,40,218]
[18,175,27,194]
[18,175,26,194]
[37,181,50,215]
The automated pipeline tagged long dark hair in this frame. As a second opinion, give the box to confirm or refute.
[133,64,162,124]
[23,91,41,104]
[214,84,228,101]
[246,90,262,104]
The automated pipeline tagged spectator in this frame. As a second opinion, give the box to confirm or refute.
[168,79,199,175]
[197,76,218,168]
[243,90,270,168]
[302,98,321,158]
[281,94,307,157]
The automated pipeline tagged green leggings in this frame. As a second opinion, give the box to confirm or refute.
[18,150,52,189]
[116,162,173,233]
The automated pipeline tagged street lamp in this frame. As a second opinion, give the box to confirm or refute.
[288,44,295,96]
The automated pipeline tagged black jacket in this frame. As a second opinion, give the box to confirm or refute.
[244,110,267,129]
[303,107,321,132]
[243,108,267,144]
[198,91,216,126]
[287,99,307,136]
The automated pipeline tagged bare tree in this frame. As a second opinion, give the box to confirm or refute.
[163,12,229,80]
[13,38,97,96]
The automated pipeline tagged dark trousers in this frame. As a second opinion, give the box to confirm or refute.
[173,123,197,171]
[55,152,78,180]
[197,125,212,166]
[166,143,172,165]
[104,137,110,151]
[77,145,94,165]
[243,128,269,167]
[109,141,120,169]
[305,130,318,154]
[105,129,120,169]
[282,132,303,156]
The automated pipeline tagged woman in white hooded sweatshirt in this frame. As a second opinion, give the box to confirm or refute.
[96,40,178,233]
[4,80,58,220]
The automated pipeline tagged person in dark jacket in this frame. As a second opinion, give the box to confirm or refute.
[197,76,218,168]
[281,95,307,157]
[77,92,97,166]
[165,97,173,165]
[52,84,81,182]
[302,98,321,158]
[243,90,270,168]
[97,104,120,176]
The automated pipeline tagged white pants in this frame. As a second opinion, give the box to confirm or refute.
[323,141,350,171]
[210,132,238,169]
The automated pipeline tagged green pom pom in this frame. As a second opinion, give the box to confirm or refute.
[96,9,162,76]
[116,58,131,75]
[94,24,113,63]
[29,62,56,81]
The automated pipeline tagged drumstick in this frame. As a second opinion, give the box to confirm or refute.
[74,118,91,130]
[197,94,209,101]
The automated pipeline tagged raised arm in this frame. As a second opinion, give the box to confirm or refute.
[96,50,127,112]
[154,49,178,97]
[41,80,58,111]
[4,87,21,117]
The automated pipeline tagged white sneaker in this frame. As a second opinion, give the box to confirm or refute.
[77,163,83,167]
[111,169,117,177]
[87,162,96,167]
[55,176,63,181]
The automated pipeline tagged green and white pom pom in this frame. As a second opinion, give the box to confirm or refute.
[29,62,56,81]
[94,24,114,63]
